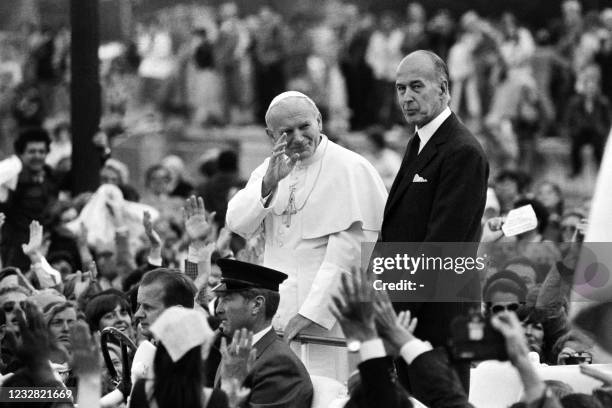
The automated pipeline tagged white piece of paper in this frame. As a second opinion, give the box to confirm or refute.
[502,204,538,237]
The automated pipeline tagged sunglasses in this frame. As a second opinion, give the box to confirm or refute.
[2,300,27,314]
[489,303,521,314]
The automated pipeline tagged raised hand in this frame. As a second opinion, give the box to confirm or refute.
[143,211,162,249]
[183,196,214,242]
[70,320,101,376]
[491,311,530,365]
[329,266,377,342]
[220,328,256,386]
[222,379,251,408]
[216,227,233,255]
[22,220,44,262]
[15,302,55,376]
[261,133,299,197]
[373,290,417,351]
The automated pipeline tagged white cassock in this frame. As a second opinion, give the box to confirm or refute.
[226,135,387,380]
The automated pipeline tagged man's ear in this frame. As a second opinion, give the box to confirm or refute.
[251,295,265,316]
[0,324,5,342]
[317,113,323,132]
[440,79,449,97]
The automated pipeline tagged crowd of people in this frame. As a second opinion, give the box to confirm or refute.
[0,1,611,176]
[0,1,611,408]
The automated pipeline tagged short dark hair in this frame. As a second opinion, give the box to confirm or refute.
[495,169,531,193]
[240,287,280,320]
[502,257,541,282]
[141,268,196,308]
[218,149,238,172]
[14,127,51,155]
[84,289,131,331]
[483,270,528,302]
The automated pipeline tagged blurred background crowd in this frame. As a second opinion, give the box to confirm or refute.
[0,0,611,407]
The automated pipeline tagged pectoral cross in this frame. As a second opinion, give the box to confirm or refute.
[282,185,298,227]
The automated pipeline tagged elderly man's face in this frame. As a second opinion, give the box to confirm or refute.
[396,53,448,128]
[215,291,254,337]
[266,98,322,161]
[134,282,166,337]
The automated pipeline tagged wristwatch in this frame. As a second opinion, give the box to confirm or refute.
[347,340,361,353]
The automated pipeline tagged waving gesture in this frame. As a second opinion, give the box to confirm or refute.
[220,328,256,386]
[183,196,214,242]
[262,133,299,197]
[22,220,44,262]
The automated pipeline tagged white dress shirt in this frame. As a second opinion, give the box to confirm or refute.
[415,106,452,153]
[253,325,273,345]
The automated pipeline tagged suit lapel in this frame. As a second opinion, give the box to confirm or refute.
[386,135,419,203]
[384,114,457,219]
[384,142,438,217]
[254,328,278,359]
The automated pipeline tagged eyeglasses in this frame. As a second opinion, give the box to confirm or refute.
[490,303,521,314]
[2,300,26,314]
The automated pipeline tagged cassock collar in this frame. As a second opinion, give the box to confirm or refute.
[297,134,328,168]
[415,106,451,153]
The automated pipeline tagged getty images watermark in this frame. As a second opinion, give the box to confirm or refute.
[361,242,612,303]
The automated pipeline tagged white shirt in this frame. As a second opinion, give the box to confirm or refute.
[416,106,452,153]
[253,325,273,345]
[359,338,433,364]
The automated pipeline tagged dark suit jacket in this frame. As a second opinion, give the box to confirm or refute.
[382,112,488,243]
[242,329,313,408]
[346,356,413,408]
[380,112,489,348]
[409,348,473,408]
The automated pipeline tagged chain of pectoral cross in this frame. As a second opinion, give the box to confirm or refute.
[282,184,298,227]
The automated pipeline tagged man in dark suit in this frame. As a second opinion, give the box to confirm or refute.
[213,259,313,408]
[380,50,489,392]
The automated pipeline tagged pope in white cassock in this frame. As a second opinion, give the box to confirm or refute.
[226,91,387,379]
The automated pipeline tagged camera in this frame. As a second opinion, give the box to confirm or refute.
[448,312,508,362]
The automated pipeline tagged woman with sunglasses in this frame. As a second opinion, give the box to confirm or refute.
[483,270,528,316]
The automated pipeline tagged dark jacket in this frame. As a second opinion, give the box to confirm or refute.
[380,112,489,348]
[241,329,313,408]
